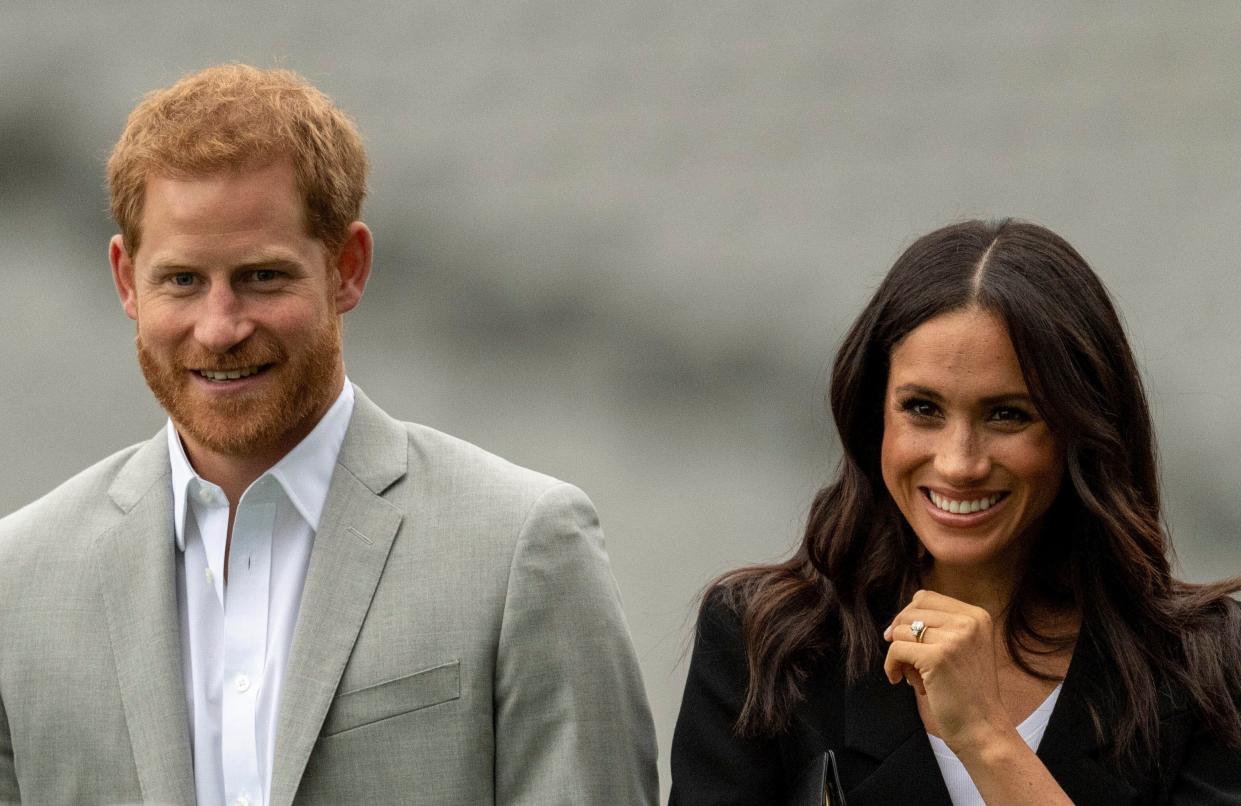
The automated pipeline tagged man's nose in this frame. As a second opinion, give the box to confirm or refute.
[933,421,990,484]
[193,284,255,353]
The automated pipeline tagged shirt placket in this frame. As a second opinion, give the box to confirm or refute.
[222,477,276,806]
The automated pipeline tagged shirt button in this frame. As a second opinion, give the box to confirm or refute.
[234,673,251,692]
[197,487,215,505]
[204,567,214,584]
[235,794,251,806]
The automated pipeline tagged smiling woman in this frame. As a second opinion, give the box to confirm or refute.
[880,307,1065,598]
[669,220,1241,805]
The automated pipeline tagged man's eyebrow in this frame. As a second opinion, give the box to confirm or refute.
[235,258,302,271]
[147,256,302,272]
[147,260,197,272]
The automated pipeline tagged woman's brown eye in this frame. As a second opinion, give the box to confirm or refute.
[900,399,937,418]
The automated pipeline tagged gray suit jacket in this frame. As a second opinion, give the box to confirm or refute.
[0,387,658,805]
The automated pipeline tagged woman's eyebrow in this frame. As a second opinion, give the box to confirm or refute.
[892,383,942,400]
[892,384,1034,407]
[979,393,1035,407]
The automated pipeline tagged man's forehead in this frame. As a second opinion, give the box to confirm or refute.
[140,163,304,229]
[132,163,323,268]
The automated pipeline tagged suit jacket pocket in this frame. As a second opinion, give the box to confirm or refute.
[323,659,461,736]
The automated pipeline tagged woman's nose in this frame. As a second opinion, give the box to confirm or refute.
[933,422,990,484]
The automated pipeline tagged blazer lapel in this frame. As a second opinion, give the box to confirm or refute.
[842,668,953,804]
[95,429,196,806]
[269,389,407,806]
[1036,634,1139,804]
[841,632,1139,804]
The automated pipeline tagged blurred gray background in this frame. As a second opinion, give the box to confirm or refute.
[4,2,1241,796]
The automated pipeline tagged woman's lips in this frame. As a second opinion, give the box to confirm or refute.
[920,487,1010,526]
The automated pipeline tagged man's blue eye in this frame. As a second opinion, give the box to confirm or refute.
[254,270,277,281]
[172,274,194,286]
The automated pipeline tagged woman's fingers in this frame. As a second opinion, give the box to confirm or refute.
[882,592,995,695]
[884,609,951,642]
[883,637,938,684]
[885,594,992,645]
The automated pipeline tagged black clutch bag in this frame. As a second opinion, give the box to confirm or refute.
[785,750,848,806]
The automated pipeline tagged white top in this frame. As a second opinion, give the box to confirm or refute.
[169,382,354,806]
[927,683,1063,806]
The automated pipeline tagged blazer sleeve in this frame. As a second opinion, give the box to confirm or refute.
[493,482,658,805]
[1166,599,1241,804]
[0,686,17,804]
[669,590,784,804]
[1168,719,1241,805]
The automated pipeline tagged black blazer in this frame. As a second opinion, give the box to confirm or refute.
[669,595,1241,805]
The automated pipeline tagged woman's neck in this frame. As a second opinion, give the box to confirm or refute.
[922,564,1018,620]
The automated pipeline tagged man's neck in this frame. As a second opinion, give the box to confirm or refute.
[178,392,339,508]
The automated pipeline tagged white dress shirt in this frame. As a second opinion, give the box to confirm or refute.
[169,382,354,806]
[927,682,1062,805]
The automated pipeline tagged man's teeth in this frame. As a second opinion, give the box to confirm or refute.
[928,490,1002,515]
[199,366,260,381]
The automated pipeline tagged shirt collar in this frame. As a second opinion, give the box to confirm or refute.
[168,380,356,551]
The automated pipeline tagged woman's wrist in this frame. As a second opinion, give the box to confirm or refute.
[952,723,1074,805]
[949,721,1028,770]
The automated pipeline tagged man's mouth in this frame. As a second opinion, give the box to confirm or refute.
[196,364,271,382]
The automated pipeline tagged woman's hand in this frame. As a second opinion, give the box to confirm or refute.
[883,589,1011,755]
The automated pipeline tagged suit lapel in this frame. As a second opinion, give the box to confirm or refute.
[841,668,953,804]
[95,430,196,806]
[269,389,407,806]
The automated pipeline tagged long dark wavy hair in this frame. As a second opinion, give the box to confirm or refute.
[715,219,1241,766]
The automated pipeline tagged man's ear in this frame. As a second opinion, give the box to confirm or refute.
[109,234,139,321]
[332,221,373,315]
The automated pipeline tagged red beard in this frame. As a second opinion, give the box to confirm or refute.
[137,315,342,458]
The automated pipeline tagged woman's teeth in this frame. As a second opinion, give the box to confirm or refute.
[928,490,1002,515]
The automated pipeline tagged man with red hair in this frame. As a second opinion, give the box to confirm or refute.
[0,64,656,806]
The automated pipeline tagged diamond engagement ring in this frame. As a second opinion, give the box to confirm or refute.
[910,620,928,643]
